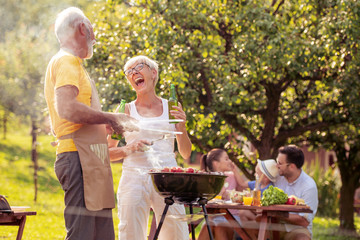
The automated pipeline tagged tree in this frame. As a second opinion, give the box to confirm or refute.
[0,27,51,201]
[88,0,356,180]
[308,56,360,234]
[0,0,97,201]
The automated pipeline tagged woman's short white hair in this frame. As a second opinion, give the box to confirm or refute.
[55,7,87,43]
[124,55,159,84]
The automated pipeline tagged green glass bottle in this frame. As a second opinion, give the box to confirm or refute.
[168,84,178,123]
[111,99,126,140]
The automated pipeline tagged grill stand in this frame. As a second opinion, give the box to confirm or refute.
[153,197,214,240]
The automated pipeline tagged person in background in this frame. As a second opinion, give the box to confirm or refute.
[44,7,138,240]
[108,55,192,240]
[275,145,318,240]
[198,148,241,240]
[236,159,279,223]
[197,149,279,240]
[237,159,279,196]
[354,188,360,215]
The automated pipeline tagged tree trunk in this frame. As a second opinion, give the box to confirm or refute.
[257,145,273,160]
[339,179,356,231]
[2,111,7,140]
[31,120,38,202]
[336,145,359,234]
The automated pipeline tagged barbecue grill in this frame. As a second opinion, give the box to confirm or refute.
[149,171,227,240]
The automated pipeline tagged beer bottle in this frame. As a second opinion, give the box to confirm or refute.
[168,84,178,123]
[111,99,126,140]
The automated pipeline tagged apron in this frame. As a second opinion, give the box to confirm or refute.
[58,75,115,211]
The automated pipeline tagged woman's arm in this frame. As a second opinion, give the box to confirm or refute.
[172,103,192,159]
[107,103,131,148]
[108,103,151,161]
[230,162,249,190]
[108,140,151,162]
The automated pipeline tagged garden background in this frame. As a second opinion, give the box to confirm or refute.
[1,0,360,239]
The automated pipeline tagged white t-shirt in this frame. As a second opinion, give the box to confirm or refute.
[123,98,178,170]
[275,170,318,236]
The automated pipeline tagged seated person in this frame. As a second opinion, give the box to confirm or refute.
[236,159,279,222]
[354,187,360,215]
[274,145,318,240]
[197,148,278,240]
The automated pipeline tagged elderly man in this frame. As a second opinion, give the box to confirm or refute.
[275,145,318,240]
[44,7,137,240]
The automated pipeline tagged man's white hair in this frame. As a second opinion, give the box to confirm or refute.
[55,7,87,43]
[124,55,159,84]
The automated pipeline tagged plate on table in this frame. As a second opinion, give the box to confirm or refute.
[11,206,30,212]
[168,212,226,222]
[268,204,311,209]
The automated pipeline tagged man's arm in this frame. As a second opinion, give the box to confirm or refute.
[297,183,318,226]
[56,85,138,133]
[280,213,309,227]
[56,85,114,124]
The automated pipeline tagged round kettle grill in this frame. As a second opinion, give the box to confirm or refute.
[149,172,227,240]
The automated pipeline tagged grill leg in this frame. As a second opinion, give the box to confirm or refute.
[189,204,196,240]
[199,199,214,240]
[153,197,174,240]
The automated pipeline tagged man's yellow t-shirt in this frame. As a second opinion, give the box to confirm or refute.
[44,50,92,154]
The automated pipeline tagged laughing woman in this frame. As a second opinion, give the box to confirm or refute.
[108,55,192,240]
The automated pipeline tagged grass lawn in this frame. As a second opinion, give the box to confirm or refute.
[0,127,359,239]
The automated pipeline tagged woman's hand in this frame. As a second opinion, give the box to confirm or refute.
[170,102,187,132]
[230,161,240,173]
[108,139,152,162]
[170,102,192,159]
[127,139,152,153]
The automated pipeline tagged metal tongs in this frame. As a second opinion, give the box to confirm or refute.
[139,119,184,135]
[150,134,176,145]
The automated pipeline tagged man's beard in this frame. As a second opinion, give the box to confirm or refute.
[84,28,93,59]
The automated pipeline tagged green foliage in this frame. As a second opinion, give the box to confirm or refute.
[1,121,359,239]
[0,0,99,120]
[0,28,49,120]
[0,126,124,239]
[88,0,360,178]
[307,123,360,230]
[261,185,288,206]
[313,217,360,240]
[307,161,340,218]
[0,131,64,239]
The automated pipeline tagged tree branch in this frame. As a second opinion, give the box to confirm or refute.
[272,0,285,16]
[219,111,261,149]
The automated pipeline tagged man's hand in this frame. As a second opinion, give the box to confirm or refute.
[105,124,113,135]
[109,113,139,135]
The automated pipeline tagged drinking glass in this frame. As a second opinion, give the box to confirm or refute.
[252,190,261,206]
[243,196,253,206]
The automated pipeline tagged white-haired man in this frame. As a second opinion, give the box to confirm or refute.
[44,7,137,240]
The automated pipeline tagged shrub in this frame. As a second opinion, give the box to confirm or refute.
[306,160,340,218]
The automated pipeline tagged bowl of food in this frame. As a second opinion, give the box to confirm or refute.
[149,167,227,204]
[229,190,247,204]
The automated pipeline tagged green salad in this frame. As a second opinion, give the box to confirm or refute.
[261,185,288,206]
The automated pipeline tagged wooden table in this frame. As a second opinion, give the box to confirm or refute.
[0,210,37,240]
[205,202,313,240]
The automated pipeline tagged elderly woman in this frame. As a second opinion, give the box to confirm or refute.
[108,55,192,240]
